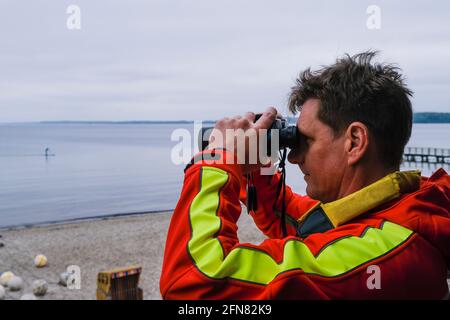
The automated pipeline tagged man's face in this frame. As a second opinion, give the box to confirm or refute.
[287,98,347,203]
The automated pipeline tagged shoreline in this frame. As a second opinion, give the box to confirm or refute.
[0,209,174,231]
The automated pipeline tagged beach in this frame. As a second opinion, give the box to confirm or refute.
[0,209,266,300]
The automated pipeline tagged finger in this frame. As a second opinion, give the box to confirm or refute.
[244,112,256,123]
[254,107,277,129]
[215,117,230,129]
[216,117,229,125]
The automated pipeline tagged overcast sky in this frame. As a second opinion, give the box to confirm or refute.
[1,0,449,122]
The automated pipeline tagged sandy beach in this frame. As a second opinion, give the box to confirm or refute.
[0,209,266,300]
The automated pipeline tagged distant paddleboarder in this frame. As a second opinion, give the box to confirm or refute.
[44,147,55,157]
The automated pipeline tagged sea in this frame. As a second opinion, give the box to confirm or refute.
[1,123,449,228]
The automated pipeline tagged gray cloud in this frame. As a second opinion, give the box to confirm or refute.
[0,0,449,122]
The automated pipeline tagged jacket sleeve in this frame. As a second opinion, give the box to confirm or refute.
[159,150,327,299]
[240,170,318,239]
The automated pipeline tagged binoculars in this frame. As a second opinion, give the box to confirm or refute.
[199,114,299,154]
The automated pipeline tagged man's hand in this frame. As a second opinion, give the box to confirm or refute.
[207,107,278,174]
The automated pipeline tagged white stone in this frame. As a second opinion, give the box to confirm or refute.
[32,279,48,296]
[20,294,37,300]
[0,284,5,300]
[0,271,14,286]
[8,276,24,291]
[59,272,70,286]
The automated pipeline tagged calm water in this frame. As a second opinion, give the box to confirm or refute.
[1,123,449,228]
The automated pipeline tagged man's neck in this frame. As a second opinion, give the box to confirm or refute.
[337,165,398,201]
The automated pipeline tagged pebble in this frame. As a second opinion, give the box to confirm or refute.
[0,285,5,300]
[20,294,37,300]
[32,279,48,296]
[59,272,70,287]
[8,276,24,291]
[0,271,15,286]
[34,254,48,268]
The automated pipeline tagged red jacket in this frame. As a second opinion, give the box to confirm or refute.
[160,149,450,299]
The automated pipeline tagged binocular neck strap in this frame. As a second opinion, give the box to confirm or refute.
[273,148,288,237]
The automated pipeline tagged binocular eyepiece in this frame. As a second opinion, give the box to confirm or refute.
[199,114,299,154]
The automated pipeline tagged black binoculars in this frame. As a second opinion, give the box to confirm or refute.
[199,114,299,154]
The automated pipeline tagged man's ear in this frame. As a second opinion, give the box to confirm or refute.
[345,122,369,166]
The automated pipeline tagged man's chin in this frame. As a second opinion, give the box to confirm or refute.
[305,185,322,202]
[305,185,315,199]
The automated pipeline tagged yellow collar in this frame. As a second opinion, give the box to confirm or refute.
[297,170,421,229]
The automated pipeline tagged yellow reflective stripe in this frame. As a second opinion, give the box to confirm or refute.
[188,167,414,285]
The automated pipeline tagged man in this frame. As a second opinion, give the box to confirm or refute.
[160,51,450,299]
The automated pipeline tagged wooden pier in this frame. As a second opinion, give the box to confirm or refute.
[403,147,450,164]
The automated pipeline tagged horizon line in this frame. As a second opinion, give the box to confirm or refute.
[1,112,449,125]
